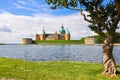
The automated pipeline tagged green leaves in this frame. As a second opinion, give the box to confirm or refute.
[46,0,52,4]
[88,24,97,33]
[70,0,77,7]
[45,0,119,37]
[46,0,78,9]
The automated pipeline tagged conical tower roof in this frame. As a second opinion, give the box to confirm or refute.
[66,29,70,34]
[41,28,45,34]
[59,24,66,34]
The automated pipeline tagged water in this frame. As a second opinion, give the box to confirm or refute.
[0,44,120,64]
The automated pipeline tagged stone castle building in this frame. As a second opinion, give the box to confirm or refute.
[22,38,32,44]
[36,25,70,40]
[84,37,95,44]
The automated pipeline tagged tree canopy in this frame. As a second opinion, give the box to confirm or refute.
[46,0,120,40]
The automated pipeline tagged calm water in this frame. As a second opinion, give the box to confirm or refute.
[0,44,120,64]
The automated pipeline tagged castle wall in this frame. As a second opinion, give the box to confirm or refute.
[58,35,65,40]
[36,34,71,41]
[36,34,40,40]
[65,34,70,40]
[54,35,59,40]
[22,38,32,44]
[35,27,71,41]
[46,38,56,40]
[85,37,95,44]
[40,34,45,40]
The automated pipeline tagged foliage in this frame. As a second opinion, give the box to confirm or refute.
[114,32,120,43]
[94,35,103,44]
[46,0,120,40]
[0,58,120,80]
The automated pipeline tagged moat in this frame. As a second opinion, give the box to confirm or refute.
[0,44,120,64]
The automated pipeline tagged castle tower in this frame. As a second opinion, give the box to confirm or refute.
[22,38,32,44]
[65,29,70,40]
[59,25,66,34]
[36,34,40,40]
[40,28,45,40]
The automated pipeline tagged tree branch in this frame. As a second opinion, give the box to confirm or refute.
[115,0,120,13]
[111,0,120,31]
[111,13,120,31]
[87,7,111,34]
[81,13,94,23]
[97,27,107,40]
[67,7,94,23]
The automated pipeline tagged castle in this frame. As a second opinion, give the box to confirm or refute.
[36,25,70,40]
[22,25,96,44]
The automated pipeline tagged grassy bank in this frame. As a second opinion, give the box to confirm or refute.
[0,58,120,80]
[34,40,84,44]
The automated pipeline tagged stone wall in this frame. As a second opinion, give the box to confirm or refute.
[85,37,95,44]
[22,38,32,44]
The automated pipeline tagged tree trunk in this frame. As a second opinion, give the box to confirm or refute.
[102,36,117,77]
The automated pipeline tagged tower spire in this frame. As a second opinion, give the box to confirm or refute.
[59,24,66,34]
[42,27,45,34]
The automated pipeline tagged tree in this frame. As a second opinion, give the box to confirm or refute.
[45,0,120,77]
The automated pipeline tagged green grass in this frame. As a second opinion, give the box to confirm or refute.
[34,40,84,44]
[0,58,120,80]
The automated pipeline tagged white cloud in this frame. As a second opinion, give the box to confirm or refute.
[0,27,12,33]
[17,0,27,5]
[0,0,120,44]
[0,12,96,43]
[12,0,50,13]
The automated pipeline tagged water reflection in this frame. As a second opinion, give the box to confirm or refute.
[0,44,120,64]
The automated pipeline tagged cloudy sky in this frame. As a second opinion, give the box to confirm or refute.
[0,0,108,43]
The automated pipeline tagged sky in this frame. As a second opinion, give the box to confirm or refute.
[0,0,112,43]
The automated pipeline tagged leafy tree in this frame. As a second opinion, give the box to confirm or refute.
[45,0,120,76]
[95,35,103,43]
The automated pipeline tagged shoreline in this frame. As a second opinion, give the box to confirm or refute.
[1,42,120,46]
[95,43,120,46]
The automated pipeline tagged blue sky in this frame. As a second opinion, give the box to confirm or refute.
[0,0,112,43]
[0,0,78,16]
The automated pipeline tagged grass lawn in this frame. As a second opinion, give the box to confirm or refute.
[34,40,84,44]
[0,58,120,80]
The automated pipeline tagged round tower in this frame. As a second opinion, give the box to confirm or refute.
[65,29,70,40]
[22,38,32,44]
[40,28,45,40]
